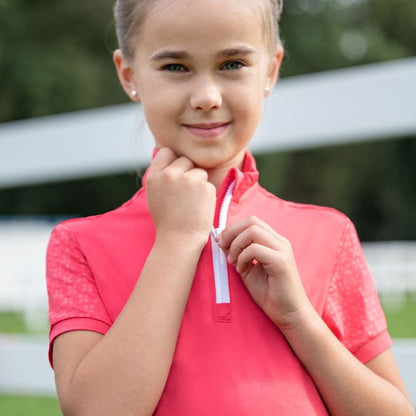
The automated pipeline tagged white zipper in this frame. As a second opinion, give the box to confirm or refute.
[210,181,235,304]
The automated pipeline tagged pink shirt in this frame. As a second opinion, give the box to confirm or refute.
[46,150,392,415]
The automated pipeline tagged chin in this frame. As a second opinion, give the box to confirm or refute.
[185,151,223,168]
[196,154,242,173]
[174,146,245,171]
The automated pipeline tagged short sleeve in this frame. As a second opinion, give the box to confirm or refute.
[322,219,392,363]
[46,224,112,366]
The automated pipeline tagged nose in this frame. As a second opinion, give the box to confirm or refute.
[189,77,222,112]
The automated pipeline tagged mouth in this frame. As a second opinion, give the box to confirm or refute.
[183,122,231,138]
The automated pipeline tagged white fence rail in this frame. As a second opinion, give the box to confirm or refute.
[1,58,416,188]
[363,242,416,298]
[0,335,54,396]
[1,335,415,405]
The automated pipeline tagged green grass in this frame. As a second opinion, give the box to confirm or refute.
[0,311,48,334]
[0,312,27,334]
[382,297,416,338]
[0,395,61,416]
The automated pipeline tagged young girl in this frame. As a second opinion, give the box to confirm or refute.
[46,0,414,415]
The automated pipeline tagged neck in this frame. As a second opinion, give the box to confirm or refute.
[205,150,246,191]
[206,167,233,191]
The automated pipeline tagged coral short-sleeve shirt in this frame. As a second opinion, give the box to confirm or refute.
[46,151,392,415]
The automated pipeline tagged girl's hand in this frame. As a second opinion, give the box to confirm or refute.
[146,148,216,244]
[217,216,311,329]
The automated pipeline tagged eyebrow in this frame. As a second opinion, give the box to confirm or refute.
[151,47,257,61]
[151,50,189,61]
[216,47,257,59]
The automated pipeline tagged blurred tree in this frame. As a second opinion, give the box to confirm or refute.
[280,0,416,75]
[0,0,123,122]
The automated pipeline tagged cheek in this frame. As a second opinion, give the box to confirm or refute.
[141,90,180,129]
[141,105,170,146]
[230,89,264,127]
[139,75,183,113]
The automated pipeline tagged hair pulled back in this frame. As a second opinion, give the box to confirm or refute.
[113,0,283,60]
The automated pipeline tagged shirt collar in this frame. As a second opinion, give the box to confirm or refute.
[142,148,259,202]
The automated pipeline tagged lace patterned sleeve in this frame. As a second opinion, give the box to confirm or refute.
[322,219,392,363]
[46,223,112,365]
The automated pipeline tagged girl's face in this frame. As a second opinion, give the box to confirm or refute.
[115,0,283,173]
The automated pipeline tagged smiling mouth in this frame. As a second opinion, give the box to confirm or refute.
[183,122,231,138]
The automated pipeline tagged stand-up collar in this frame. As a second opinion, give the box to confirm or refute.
[142,148,259,203]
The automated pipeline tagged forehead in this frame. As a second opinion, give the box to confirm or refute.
[134,0,266,55]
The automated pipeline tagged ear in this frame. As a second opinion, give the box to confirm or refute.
[264,44,284,97]
[113,49,140,102]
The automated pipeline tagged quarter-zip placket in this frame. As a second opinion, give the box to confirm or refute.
[210,180,235,321]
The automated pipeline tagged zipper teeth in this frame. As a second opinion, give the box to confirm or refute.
[218,181,235,231]
[212,180,235,305]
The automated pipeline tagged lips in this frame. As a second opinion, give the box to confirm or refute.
[183,122,231,138]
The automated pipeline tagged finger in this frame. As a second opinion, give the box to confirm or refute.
[226,224,281,265]
[218,216,284,250]
[149,149,196,178]
[168,155,195,173]
[148,147,177,172]
[185,167,209,182]
[235,243,277,275]
[235,243,281,274]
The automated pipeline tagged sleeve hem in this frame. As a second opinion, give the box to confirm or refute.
[353,330,393,363]
[49,317,111,368]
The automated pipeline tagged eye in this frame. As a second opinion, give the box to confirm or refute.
[162,63,187,72]
[221,60,245,71]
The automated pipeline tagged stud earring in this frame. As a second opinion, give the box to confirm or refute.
[264,86,270,95]
[132,90,138,99]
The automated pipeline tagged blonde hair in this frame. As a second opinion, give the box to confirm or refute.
[113,0,283,59]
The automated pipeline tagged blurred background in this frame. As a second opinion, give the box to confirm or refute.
[0,0,415,414]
